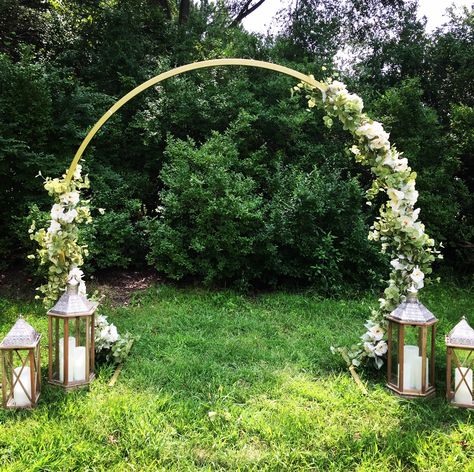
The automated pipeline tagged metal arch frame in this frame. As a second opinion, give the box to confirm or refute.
[65,58,327,183]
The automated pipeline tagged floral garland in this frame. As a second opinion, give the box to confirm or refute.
[29,167,133,363]
[29,165,91,308]
[295,77,442,368]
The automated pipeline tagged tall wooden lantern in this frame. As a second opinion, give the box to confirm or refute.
[386,290,437,398]
[446,317,474,408]
[0,317,41,409]
[47,277,97,390]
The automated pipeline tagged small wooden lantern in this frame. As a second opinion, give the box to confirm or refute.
[47,277,97,390]
[386,290,437,398]
[0,317,41,409]
[446,317,474,408]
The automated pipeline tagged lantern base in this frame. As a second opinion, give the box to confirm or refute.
[48,372,95,391]
[448,400,474,409]
[386,383,436,399]
[3,392,40,409]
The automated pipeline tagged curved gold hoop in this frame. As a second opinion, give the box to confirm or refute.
[65,58,326,182]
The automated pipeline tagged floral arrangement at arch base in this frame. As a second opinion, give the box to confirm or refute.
[29,167,134,364]
[295,76,442,369]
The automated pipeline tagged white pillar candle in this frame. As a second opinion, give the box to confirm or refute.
[73,346,86,382]
[454,367,473,405]
[13,366,32,407]
[401,345,419,390]
[59,336,76,382]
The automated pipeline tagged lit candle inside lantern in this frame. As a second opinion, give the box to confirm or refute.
[59,336,76,382]
[454,367,473,405]
[73,346,86,382]
[13,366,32,407]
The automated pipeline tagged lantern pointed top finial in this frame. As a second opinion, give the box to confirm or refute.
[446,317,474,348]
[0,317,41,349]
[47,276,97,318]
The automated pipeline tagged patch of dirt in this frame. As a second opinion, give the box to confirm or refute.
[89,270,161,306]
[0,268,161,305]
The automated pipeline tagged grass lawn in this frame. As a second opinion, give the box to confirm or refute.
[1,281,474,471]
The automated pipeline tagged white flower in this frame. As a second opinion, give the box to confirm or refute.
[79,280,87,296]
[61,209,78,223]
[399,215,414,228]
[68,267,84,283]
[394,158,408,172]
[410,267,425,289]
[387,188,405,211]
[327,80,347,95]
[108,324,119,343]
[346,94,363,113]
[96,315,107,325]
[364,342,376,354]
[74,164,82,180]
[60,191,80,205]
[356,121,389,144]
[368,325,384,341]
[47,220,61,234]
[374,340,388,356]
[413,208,421,222]
[390,258,404,271]
[402,181,419,205]
[51,203,65,221]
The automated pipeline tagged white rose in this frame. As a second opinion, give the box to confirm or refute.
[394,158,408,172]
[390,258,404,271]
[61,191,80,205]
[368,325,384,341]
[400,215,414,228]
[50,203,65,221]
[410,267,425,289]
[61,209,78,223]
[374,341,388,356]
[364,342,376,354]
[47,220,61,234]
[68,267,84,286]
[108,325,119,343]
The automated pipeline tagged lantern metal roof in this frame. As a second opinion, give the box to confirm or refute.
[47,279,97,317]
[0,317,41,349]
[386,291,437,325]
[446,317,474,348]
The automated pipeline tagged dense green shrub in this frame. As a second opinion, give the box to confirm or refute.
[148,115,386,290]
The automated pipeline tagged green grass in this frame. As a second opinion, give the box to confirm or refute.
[1,282,474,471]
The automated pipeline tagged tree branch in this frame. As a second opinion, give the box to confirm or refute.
[230,0,268,27]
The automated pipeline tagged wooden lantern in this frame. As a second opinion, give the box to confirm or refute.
[446,317,474,408]
[47,277,97,390]
[0,317,41,409]
[386,290,437,398]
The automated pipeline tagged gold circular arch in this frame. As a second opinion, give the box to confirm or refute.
[65,58,326,182]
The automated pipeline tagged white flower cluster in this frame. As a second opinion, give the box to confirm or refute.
[95,314,120,351]
[95,314,134,364]
[361,321,388,369]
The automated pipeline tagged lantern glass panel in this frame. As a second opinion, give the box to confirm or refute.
[389,323,399,386]
[452,348,474,406]
[50,316,91,385]
[426,326,434,389]
[2,348,39,408]
[400,325,426,393]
